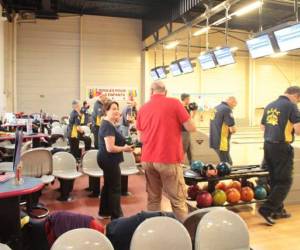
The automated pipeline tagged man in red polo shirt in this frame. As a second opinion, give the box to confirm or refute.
[136,81,196,221]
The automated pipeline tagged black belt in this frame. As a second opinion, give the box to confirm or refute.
[265,140,289,144]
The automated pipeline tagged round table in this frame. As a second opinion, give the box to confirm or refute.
[0,177,44,250]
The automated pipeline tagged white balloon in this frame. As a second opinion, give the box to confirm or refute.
[51,228,113,250]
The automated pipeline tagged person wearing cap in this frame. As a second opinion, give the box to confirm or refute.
[136,81,196,221]
[92,93,107,149]
[119,98,137,137]
[258,86,300,226]
[80,101,90,126]
[181,93,195,165]
[209,97,237,165]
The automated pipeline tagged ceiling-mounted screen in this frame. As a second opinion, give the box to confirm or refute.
[213,47,235,66]
[170,61,183,76]
[178,58,194,73]
[155,67,167,79]
[198,52,217,70]
[274,23,300,52]
[246,34,274,58]
[150,69,159,80]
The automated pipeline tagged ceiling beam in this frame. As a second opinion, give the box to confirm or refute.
[144,0,241,50]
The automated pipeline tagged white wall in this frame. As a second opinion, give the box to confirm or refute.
[4,15,142,117]
[0,6,5,114]
[16,17,80,117]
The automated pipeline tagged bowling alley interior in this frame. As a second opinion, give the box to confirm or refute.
[1,0,300,249]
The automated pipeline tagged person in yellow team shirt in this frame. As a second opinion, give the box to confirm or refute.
[92,93,107,149]
[209,97,237,165]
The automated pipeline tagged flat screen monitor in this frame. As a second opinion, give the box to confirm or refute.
[198,52,217,70]
[213,47,235,66]
[156,67,167,79]
[150,69,159,80]
[178,58,194,73]
[170,61,183,76]
[274,23,300,52]
[246,34,274,58]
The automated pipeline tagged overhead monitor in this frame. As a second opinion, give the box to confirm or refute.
[150,69,159,80]
[155,67,167,79]
[178,58,194,73]
[274,23,300,52]
[213,47,236,66]
[170,61,183,76]
[198,52,217,70]
[246,34,275,58]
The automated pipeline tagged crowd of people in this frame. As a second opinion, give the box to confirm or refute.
[64,81,300,225]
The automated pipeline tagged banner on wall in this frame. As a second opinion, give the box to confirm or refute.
[87,86,138,101]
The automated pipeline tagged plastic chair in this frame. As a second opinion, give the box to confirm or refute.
[183,207,225,246]
[51,137,69,150]
[0,161,13,172]
[62,124,68,137]
[52,152,82,179]
[119,152,139,196]
[21,148,54,218]
[51,121,61,129]
[130,217,192,250]
[51,126,64,136]
[82,150,103,177]
[81,126,91,137]
[21,141,32,154]
[195,209,250,250]
[51,228,113,250]
[0,243,12,250]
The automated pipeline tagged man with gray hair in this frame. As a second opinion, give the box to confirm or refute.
[136,81,196,221]
[259,86,300,225]
[209,96,237,165]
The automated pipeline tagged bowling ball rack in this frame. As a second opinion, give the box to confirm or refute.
[184,164,269,208]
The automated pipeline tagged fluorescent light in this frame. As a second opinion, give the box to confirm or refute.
[215,46,221,50]
[233,1,263,17]
[230,47,238,52]
[270,52,288,58]
[212,16,232,26]
[193,26,210,36]
[164,41,180,49]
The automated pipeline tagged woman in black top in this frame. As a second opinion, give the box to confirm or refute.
[98,101,133,219]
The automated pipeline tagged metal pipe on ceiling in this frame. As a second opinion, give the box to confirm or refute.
[144,0,242,50]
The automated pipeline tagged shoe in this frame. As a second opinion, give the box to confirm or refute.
[57,196,73,202]
[272,209,291,219]
[97,214,111,220]
[258,207,275,226]
[88,192,100,198]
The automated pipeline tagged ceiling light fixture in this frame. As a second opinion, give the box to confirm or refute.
[233,1,263,17]
[193,26,211,36]
[164,40,180,49]
[270,52,288,58]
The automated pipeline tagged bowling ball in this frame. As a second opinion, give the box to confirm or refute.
[213,189,227,206]
[205,164,218,178]
[226,188,241,204]
[240,187,254,202]
[188,102,199,111]
[228,180,242,192]
[243,180,255,190]
[216,162,232,177]
[196,191,213,208]
[187,185,200,200]
[125,136,133,145]
[254,186,267,200]
[191,160,205,173]
[215,182,227,192]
